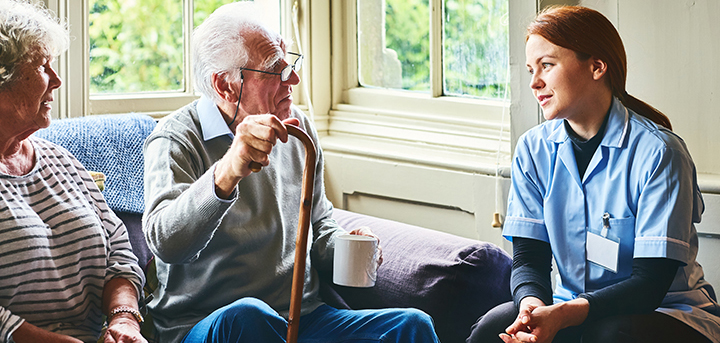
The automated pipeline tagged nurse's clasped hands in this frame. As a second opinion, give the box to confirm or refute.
[500,297,589,343]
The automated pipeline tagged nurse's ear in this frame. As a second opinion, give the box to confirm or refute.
[591,57,608,81]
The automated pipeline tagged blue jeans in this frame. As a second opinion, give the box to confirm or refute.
[181,297,439,343]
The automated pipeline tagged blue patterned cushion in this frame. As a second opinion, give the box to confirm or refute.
[35,114,156,214]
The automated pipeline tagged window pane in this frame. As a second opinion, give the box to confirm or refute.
[194,0,238,28]
[444,0,508,99]
[89,0,183,93]
[358,0,430,92]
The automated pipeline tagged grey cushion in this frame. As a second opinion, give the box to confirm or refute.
[322,209,512,343]
[116,211,152,269]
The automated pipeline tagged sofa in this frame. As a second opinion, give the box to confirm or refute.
[35,113,512,343]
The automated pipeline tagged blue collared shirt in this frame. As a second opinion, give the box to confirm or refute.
[198,95,234,141]
[504,97,705,299]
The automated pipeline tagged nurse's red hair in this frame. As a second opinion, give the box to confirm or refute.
[527,6,672,130]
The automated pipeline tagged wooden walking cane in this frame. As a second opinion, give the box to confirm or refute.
[249,124,316,343]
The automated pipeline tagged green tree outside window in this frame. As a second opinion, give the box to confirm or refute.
[89,0,237,94]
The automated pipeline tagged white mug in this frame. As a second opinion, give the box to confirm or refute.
[333,234,378,288]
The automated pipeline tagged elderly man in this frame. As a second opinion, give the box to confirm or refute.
[142,2,439,342]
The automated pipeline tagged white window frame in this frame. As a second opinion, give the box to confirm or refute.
[319,0,513,175]
[45,0,299,119]
[45,0,522,176]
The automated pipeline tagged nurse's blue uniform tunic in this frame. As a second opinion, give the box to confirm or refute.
[504,97,720,342]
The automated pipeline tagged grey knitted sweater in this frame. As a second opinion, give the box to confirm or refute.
[142,100,342,342]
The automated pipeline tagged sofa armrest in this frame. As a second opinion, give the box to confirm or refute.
[324,209,512,343]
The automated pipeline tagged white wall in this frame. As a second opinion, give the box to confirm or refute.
[581,0,720,295]
[324,152,511,251]
[696,194,720,289]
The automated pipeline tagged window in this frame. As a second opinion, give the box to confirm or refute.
[359,0,508,99]
[89,0,187,94]
[325,0,511,174]
[51,0,284,118]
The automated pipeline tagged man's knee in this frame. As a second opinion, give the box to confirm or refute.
[380,308,438,342]
[216,297,278,326]
[201,297,285,342]
[396,308,434,327]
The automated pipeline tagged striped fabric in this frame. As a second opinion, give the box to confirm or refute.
[0,137,144,343]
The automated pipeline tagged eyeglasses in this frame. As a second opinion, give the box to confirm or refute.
[239,52,303,82]
[228,52,303,127]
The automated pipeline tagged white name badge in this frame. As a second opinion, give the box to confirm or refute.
[587,231,619,273]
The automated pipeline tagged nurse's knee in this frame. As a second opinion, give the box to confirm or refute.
[467,302,517,343]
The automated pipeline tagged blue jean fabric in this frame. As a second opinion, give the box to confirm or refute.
[181,297,439,343]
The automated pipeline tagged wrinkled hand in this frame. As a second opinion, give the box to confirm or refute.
[214,115,300,198]
[229,115,301,177]
[347,226,384,267]
[104,314,146,343]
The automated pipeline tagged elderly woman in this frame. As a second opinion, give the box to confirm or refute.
[0,2,145,343]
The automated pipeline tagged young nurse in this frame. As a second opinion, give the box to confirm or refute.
[466,6,720,343]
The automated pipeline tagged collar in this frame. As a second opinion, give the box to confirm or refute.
[546,97,629,148]
[198,95,234,141]
[599,97,629,148]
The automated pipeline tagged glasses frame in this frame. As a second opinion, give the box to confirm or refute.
[228,52,303,127]
[238,52,303,82]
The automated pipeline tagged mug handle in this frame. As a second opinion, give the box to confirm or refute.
[366,242,379,282]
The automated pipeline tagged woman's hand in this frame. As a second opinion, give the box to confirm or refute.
[500,303,561,343]
[102,278,147,343]
[11,321,84,343]
[104,314,147,343]
[501,297,545,342]
[500,297,589,343]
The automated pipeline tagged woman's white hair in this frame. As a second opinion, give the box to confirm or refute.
[192,1,287,103]
[0,0,69,89]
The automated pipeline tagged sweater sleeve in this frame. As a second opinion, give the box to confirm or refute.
[69,149,146,301]
[0,307,23,343]
[142,130,235,264]
[87,172,146,299]
[578,258,680,322]
[510,237,554,308]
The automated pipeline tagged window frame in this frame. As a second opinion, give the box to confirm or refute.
[46,0,518,175]
[323,0,513,175]
[47,0,299,119]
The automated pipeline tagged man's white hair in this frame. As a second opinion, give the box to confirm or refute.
[0,0,69,89]
[192,1,287,104]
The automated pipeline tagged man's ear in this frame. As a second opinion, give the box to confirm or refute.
[211,72,238,102]
[591,57,608,81]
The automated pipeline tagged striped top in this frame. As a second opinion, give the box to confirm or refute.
[0,137,144,343]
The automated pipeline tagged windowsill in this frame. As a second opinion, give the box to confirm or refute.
[699,173,720,194]
[90,92,200,116]
[324,88,512,176]
[320,133,511,177]
[344,87,511,124]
